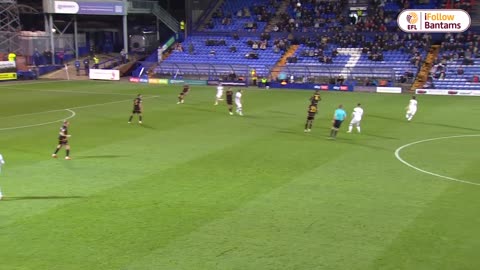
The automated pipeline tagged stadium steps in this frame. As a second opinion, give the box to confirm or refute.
[265,0,290,32]
[411,45,440,92]
[142,49,174,76]
[270,45,299,79]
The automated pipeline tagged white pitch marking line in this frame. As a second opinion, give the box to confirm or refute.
[394,134,480,186]
[0,86,144,96]
[0,109,76,131]
[0,79,69,87]
[0,96,159,131]
[39,89,138,96]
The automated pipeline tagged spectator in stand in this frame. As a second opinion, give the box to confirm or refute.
[260,40,267,50]
[245,51,259,59]
[272,44,279,53]
[473,74,479,83]
[439,70,446,80]
[120,49,127,64]
[188,43,195,54]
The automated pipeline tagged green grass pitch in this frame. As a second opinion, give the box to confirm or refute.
[0,80,479,270]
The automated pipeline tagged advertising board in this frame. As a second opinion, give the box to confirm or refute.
[89,69,120,81]
[416,89,480,96]
[0,61,17,81]
[376,87,402,93]
[54,1,125,15]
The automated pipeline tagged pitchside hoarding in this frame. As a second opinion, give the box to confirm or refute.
[416,89,480,96]
[376,87,402,93]
[0,61,17,81]
[89,69,120,81]
[45,0,126,15]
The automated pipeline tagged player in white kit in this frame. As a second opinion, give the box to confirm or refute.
[214,83,224,105]
[405,96,418,121]
[0,153,4,200]
[347,103,364,133]
[235,89,243,116]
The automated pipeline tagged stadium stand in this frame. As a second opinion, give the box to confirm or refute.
[203,0,274,32]
[152,0,480,89]
[426,32,480,90]
[155,35,285,78]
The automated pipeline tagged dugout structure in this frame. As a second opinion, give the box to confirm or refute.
[41,0,180,64]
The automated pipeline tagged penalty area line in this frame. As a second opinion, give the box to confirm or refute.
[394,134,480,186]
[0,109,76,131]
[0,96,159,131]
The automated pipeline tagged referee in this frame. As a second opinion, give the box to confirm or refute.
[329,104,347,139]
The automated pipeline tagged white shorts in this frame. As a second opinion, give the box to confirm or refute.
[216,92,223,98]
[407,107,417,115]
[350,118,361,125]
[235,102,242,108]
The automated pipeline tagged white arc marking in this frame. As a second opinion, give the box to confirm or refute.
[394,134,480,186]
[0,109,76,131]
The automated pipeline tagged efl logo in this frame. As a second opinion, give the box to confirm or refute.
[398,9,471,33]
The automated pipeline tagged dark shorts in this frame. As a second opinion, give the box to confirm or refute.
[226,99,233,105]
[132,109,142,114]
[333,120,343,129]
[307,115,315,121]
[58,139,68,145]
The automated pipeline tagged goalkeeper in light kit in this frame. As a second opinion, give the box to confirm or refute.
[347,103,364,133]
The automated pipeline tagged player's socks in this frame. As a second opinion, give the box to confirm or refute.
[128,116,133,122]
[0,188,3,200]
[305,123,309,129]
[139,116,143,122]
[54,147,60,154]
[348,125,353,132]
[357,126,361,133]
[66,150,70,157]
